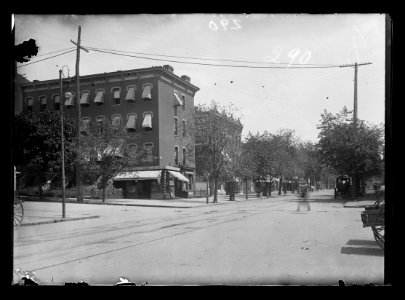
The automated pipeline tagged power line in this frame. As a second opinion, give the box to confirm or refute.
[35,47,76,57]
[84,45,336,67]
[88,47,343,69]
[16,49,76,68]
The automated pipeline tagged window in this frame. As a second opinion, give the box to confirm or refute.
[142,112,152,131]
[182,94,186,110]
[39,96,47,112]
[174,117,178,136]
[127,144,138,158]
[96,116,105,134]
[125,86,136,102]
[26,97,33,112]
[65,92,75,108]
[174,91,182,106]
[182,120,186,137]
[182,148,186,165]
[125,114,137,132]
[112,88,121,105]
[174,146,179,166]
[53,95,60,111]
[141,84,152,101]
[81,118,91,135]
[143,143,154,162]
[80,91,90,107]
[94,90,104,106]
[111,114,121,127]
[174,105,178,117]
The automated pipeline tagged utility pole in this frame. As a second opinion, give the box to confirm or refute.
[339,62,372,125]
[59,70,66,217]
[339,62,372,199]
[71,26,89,203]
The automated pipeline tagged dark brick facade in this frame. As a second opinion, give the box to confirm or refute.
[18,66,199,198]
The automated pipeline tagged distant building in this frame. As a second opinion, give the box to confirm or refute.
[194,107,251,195]
[14,73,31,115]
[17,65,199,199]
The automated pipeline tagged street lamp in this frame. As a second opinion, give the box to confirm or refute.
[59,65,70,218]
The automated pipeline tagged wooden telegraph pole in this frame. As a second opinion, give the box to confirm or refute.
[339,62,372,198]
[71,26,89,202]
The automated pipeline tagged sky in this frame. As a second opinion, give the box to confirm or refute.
[13,14,386,143]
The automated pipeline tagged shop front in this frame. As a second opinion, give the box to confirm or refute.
[113,167,191,199]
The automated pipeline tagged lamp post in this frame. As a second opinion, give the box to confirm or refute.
[60,65,70,218]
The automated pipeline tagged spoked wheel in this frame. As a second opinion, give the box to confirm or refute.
[14,199,24,227]
[372,194,384,249]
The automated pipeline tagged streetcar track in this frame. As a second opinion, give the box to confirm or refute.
[18,208,271,272]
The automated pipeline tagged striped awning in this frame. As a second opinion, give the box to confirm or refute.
[113,170,162,182]
[142,113,152,128]
[142,85,152,100]
[126,115,136,130]
[168,171,189,183]
[80,92,90,105]
[94,90,104,103]
[65,93,74,106]
[174,91,183,106]
[125,86,135,101]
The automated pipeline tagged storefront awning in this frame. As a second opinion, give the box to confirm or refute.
[168,170,189,183]
[113,170,161,182]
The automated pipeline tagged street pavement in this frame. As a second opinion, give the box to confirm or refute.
[13,189,384,286]
[18,189,377,226]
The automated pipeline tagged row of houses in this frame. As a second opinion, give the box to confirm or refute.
[14,65,289,199]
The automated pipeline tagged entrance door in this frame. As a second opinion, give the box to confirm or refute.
[139,180,151,198]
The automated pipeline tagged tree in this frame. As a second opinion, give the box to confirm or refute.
[13,111,76,178]
[271,129,300,195]
[76,120,144,203]
[317,107,384,197]
[195,102,243,203]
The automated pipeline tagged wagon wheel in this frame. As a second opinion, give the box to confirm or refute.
[371,195,384,249]
[14,198,24,227]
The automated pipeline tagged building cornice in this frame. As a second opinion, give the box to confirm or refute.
[19,66,200,93]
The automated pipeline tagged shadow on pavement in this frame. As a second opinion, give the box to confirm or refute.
[341,246,384,257]
[346,239,380,246]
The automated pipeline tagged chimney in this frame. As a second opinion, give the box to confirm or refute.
[181,75,190,82]
[163,65,174,73]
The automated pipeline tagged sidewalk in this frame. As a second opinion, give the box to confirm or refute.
[343,192,379,208]
[22,192,289,208]
[17,192,296,227]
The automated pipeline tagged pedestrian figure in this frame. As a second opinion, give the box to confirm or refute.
[297,186,311,211]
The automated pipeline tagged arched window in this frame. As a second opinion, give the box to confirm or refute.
[141,83,153,101]
[111,87,121,105]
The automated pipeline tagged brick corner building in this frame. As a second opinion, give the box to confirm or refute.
[17,65,199,199]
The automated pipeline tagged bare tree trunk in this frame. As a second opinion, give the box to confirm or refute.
[102,185,106,203]
[245,179,248,199]
[278,175,283,195]
[213,178,218,203]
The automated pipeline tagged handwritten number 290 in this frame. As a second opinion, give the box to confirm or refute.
[209,19,242,31]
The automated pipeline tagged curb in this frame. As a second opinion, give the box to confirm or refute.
[20,215,100,227]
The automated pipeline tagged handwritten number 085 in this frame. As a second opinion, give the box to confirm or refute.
[209,19,241,31]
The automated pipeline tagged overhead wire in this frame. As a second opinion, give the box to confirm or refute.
[86,47,343,69]
[83,45,337,67]
[16,49,76,68]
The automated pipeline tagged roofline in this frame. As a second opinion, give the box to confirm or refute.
[19,66,200,92]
